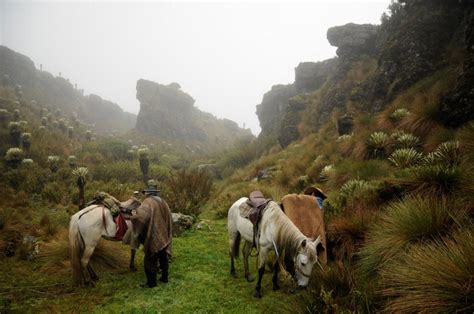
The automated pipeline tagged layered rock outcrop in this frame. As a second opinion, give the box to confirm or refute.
[256,0,473,149]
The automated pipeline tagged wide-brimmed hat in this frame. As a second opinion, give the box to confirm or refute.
[303,186,327,199]
[141,188,160,194]
[142,179,160,194]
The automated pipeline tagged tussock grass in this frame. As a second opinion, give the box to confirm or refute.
[401,164,464,195]
[381,226,474,313]
[327,210,379,261]
[357,196,465,278]
[388,148,423,168]
[37,230,129,275]
[367,132,391,158]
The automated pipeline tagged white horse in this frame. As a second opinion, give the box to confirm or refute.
[228,197,322,298]
[68,198,141,286]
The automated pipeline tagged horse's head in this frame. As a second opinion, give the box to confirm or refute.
[120,197,141,214]
[294,236,323,287]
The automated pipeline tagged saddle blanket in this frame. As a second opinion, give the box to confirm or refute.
[113,213,128,241]
[239,201,253,219]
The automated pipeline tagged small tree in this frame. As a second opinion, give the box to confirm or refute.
[68,155,77,168]
[85,130,92,141]
[0,109,9,127]
[58,119,67,133]
[47,155,60,173]
[13,109,20,122]
[21,132,32,154]
[138,148,150,185]
[72,167,88,210]
[68,126,74,138]
[41,116,48,127]
[9,122,22,146]
[5,148,24,168]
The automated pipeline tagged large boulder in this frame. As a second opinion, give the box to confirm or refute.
[172,213,194,236]
[327,23,378,57]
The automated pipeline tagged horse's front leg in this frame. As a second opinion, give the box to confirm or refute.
[243,241,254,282]
[130,249,137,272]
[254,247,268,298]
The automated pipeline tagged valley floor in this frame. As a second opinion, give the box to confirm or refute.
[1,218,312,313]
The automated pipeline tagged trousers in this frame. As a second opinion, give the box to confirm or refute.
[144,249,169,287]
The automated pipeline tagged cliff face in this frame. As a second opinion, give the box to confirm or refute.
[135,79,252,150]
[256,0,473,149]
[0,45,136,133]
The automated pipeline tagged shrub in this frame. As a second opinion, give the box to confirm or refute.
[320,165,335,181]
[388,148,423,168]
[8,121,21,146]
[338,179,378,209]
[68,155,77,168]
[5,147,24,168]
[357,196,464,278]
[41,182,63,203]
[389,108,410,121]
[367,132,390,158]
[433,140,461,167]
[336,134,353,142]
[21,132,32,152]
[47,155,60,173]
[381,227,474,313]
[163,168,213,216]
[394,133,420,149]
[403,164,462,195]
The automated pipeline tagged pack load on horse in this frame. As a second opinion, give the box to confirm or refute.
[227,191,323,298]
[69,192,141,286]
[281,191,328,274]
[130,181,173,288]
[302,186,328,210]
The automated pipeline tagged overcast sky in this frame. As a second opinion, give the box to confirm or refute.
[1,0,390,134]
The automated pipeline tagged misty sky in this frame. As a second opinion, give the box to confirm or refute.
[1,0,390,135]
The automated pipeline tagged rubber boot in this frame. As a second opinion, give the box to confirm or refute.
[145,269,157,288]
[158,252,169,283]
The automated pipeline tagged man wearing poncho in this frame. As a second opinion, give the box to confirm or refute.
[131,181,173,288]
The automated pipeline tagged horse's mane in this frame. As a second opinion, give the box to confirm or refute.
[270,202,308,259]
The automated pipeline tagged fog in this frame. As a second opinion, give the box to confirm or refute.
[1,0,390,135]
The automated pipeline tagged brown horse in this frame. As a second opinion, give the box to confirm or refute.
[281,194,327,276]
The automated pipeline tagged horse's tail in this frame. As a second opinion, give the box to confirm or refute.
[69,215,84,287]
[230,232,241,258]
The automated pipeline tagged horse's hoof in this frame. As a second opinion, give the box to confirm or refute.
[130,267,137,272]
[273,285,280,291]
[254,290,262,298]
[245,275,255,282]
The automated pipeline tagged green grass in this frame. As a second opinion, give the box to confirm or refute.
[1,219,309,313]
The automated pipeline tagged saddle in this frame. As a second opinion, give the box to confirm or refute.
[239,191,271,249]
[246,191,271,226]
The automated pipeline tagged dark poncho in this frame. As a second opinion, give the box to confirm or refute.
[131,196,173,255]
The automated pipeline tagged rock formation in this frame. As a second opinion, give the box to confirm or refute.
[135,79,252,150]
[327,23,378,58]
[0,45,136,133]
